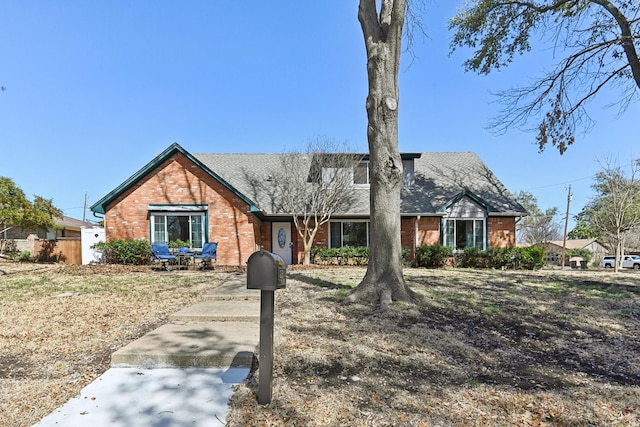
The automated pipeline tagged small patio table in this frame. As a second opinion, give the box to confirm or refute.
[175,248,193,270]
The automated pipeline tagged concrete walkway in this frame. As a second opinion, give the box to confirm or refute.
[35,274,260,427]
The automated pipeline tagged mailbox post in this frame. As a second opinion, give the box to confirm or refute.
[247,249,286,404]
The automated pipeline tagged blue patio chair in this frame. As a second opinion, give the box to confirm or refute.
[193,242,217,270]
[151,243,176,271]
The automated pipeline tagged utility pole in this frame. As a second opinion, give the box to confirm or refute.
[82,193,87,222]
[561,185,572,269]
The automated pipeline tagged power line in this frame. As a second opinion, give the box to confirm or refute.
[522,174,594,191]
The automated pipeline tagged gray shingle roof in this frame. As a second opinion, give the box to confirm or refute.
[194,151,526,217]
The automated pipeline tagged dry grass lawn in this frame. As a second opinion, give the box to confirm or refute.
[0,262,231,427]
[2,261,640,426]
[227,267,640,426]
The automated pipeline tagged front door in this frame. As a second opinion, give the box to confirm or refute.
[271,222,292,265]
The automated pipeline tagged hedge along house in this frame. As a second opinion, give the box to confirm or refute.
[90,143,527,266]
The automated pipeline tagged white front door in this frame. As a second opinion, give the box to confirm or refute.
[271,222,292,265]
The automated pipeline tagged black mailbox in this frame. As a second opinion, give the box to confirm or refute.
[247,249,286,291]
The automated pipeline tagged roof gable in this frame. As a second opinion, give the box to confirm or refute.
[437,190,496,214]
[90,143,259,214]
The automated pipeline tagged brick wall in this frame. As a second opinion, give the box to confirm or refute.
[104,153,262,265]
[416,217,441,246]
[487,217,516,248]
[292,220,329,264]
[271,215,516,264]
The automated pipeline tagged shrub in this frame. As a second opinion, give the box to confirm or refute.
[402,247,411,266]
[8,251,32,262]
[565,248,592,263]
[169,239,191,249]
[485,246,545,270]
[415,244,453,268]
[18,251,31,262]
[93,239,152,265]
[518,245,546,270]
[311,246,369,265]
[458,246,486,268]
[486,247,515,269]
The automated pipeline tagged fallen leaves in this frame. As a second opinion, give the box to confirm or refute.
[227,267,640,426]
[0,263,223,427]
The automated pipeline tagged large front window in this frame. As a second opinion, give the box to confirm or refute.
[150,212,205,249]
[330,221,369,247]
[443,219,485,251]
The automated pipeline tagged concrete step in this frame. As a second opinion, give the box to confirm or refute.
[203,275,260,301]
[111,321,259,369]
[170,300,260,322]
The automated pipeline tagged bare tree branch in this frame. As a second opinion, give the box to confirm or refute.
[450,0,640,154]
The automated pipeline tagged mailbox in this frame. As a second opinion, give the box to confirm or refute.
[247,249,286,291]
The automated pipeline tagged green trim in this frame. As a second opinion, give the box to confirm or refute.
[437,190,496,214]
[148,203,208,207]
[90,143,260,214]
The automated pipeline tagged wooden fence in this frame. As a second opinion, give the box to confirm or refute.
[34,238,82,265]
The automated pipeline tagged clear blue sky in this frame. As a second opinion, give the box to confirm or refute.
[2,2,637,230]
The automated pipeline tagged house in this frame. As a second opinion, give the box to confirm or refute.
[1,215,95,241]
[1,216,98,254]
[540,238,608,266]
[1,216,102,264]
[90,143,527,265]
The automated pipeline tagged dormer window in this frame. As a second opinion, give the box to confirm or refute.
[402,159,415,188]
[320,154,418,188]
[353,162,370,186]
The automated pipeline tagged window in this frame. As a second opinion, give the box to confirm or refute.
[402,159,415,188]
[353,162,370,185]
[321,161,371,187]
[329,221,369,247]
[150,212,205,249]
[443,219,485,251]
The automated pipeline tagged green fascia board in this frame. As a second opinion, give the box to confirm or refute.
[90,142,260,214]
[437,190,496,214]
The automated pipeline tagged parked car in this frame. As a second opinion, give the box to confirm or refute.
[601,255,640,269]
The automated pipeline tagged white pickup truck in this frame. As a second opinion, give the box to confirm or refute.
[601,255,640,269]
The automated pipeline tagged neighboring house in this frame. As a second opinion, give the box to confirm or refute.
[2,215,93,240]
[1,216,102,264]
[540,238,608,266]
[90,143,527,265]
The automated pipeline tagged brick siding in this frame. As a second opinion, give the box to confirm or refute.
[487,217,516,247]
[104,153,263,265]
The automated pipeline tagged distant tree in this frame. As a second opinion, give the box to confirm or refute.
[516,191,562,244]
[270,139,362,265]
[568,209,599,239]
[585,158,640,272]
[450,1,640,154]
[0,177,62,252]
[0,177,29,235]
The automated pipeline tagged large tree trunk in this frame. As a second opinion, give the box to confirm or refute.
[349,0,414,308]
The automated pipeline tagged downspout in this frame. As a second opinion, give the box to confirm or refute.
[415,215,420,265]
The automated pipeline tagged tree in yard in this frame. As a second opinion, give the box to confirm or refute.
[568,208,599,239]
[348,0,416,308]
[584,158,640,272]
[450,1,640,154]
[516,191,562,244]
[0,177,62,252]
[270,139,363,265]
